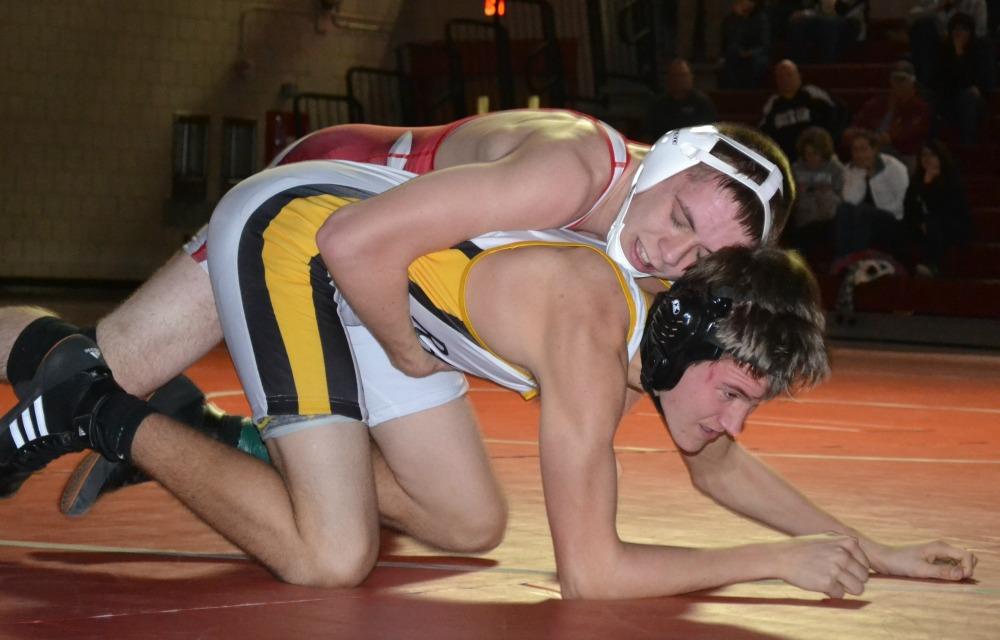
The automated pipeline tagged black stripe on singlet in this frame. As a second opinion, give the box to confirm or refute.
[239,190,299,415]
[407,282,476,343]
[453,240,483,260]
[237,183,373,417]
[309,255,363,420]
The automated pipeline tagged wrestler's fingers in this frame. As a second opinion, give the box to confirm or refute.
[841,553,871,585]
[839,536,870,571]
[837,569,866,597]
[925,541,976,579]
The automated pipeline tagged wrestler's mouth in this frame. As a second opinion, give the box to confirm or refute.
[699,424,724,439]
[633,239,655,273]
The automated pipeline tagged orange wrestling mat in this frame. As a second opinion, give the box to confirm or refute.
[1,345,997,639]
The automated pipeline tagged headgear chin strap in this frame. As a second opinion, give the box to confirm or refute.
[640,286,734,394]
[606,126,784,279]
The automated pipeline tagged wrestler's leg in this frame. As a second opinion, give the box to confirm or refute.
[96,250,220,397]
[132,413,380,587]
[0,251,218,398]
[371,397,507,553]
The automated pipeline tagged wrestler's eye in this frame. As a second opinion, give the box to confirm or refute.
[671,210,690,230]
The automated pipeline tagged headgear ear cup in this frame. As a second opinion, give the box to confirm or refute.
[639,288,734,394]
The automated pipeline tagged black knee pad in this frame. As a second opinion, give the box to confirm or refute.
[7,316,83,387]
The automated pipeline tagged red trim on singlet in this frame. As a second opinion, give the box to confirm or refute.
[274,118,481,175]
[560,111,632,231]
[190,242,208,264]
[409,114,478,173]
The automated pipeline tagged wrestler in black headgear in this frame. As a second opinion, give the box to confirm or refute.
[639,285,735,395]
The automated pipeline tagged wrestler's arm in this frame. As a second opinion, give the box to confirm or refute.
[489,252,866,599]
[683,434,977,581]
[316,130,608,377]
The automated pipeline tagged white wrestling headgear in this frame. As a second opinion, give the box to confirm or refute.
[605,125,785,278]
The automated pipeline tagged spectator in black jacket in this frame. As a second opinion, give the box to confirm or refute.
[760,59,841,161]
[904,139,972,275]
[721,0,771,89]
[908,0,990,84]
[932,11,995,145]
[642,58,718,143]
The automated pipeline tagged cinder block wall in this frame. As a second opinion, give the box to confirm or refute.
[0,0,402,280]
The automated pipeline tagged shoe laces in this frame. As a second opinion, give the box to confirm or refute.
[7,431,88,473]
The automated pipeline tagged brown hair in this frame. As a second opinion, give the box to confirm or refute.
[671,245,830,397]
[795,126,835,162]
[688,122,797,245]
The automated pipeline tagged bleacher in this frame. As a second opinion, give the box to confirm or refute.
[286,4,999,343]
[709,16,1000,329]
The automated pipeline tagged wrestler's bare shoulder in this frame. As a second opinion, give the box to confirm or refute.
[465,244,631,359]
[437,110,611,167]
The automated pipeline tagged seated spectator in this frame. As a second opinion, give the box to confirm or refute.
[787,0,868,64]
[787,126,845,265]
[904,139,972,275]
[843,60,931,172]
[932,11,994,146]
[721,0,771,89]
[641,58,718,143]
[760,59,841,161]
[834,130,910,262]
[909,0,989,83]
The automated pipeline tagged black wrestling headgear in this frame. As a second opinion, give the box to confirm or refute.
[639,286,734,394]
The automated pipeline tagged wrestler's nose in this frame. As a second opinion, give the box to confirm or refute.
[661,234,697,271]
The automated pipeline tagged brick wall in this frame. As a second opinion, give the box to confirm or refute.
[0,0,401,280]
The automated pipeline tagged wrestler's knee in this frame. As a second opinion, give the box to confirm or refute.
[443,493,508,553]
[278,534,379,588]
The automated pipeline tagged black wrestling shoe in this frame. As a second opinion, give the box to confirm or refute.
[60,376,267,516]
[0,335,117,478]
[60,451,147,516]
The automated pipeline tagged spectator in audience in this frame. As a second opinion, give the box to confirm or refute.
[721,0,771,88]
[786,0,868,64]
[788,126,844,263]
[904,139,972,275]
[834,130,910,262]
[932,11,994,146]
[760,59,841,161]
[642,58,718,143]
[843,60,931,172]
[908,0,990,83]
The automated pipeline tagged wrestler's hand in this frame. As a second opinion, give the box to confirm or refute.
[863,540,977,581]
[389,342,453,378]
[775,533,871,598]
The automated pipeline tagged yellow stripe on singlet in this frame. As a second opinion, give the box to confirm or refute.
[261,193,358,415]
